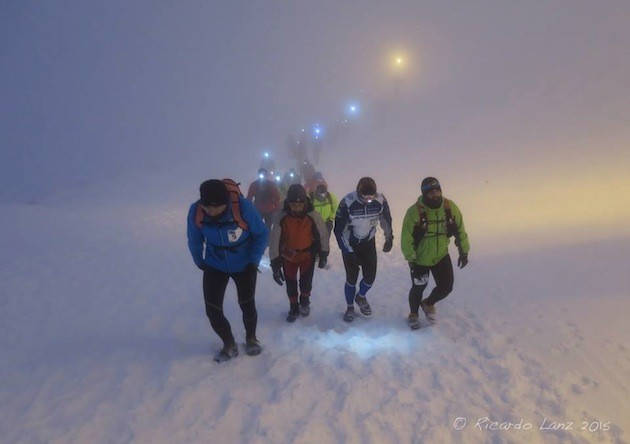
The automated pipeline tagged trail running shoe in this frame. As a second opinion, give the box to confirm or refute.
[420,300,436,322]
[343,306,356,322]
[408,313,421,330]
[244,337,262,356]
[299,304,311,317]
[214,342,239,362]
[354,294,372,316]
[286,307,300,323]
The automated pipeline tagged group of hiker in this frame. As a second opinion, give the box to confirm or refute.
[187,172,469,362]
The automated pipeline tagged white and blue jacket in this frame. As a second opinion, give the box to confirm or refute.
[334,191,393,253]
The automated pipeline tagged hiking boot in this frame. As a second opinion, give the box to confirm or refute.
[407,313,421,330]
[245,337,262,356]
[420,300,436,322]
[286,305,300,323]
[299,304,311,317]
[343,306,355,322]
[354,294,372,316]
[299,295,310,317]
[214,341,239,362]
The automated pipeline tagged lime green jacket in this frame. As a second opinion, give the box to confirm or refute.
[401,196,470,266]
[310,191,339,223]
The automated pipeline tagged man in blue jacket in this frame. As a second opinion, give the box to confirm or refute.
[187,179,269,362]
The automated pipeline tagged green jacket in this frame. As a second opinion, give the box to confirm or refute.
[401,196,470,266]
[309,191,339,223]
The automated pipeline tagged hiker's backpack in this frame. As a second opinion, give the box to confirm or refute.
[310,191,333,209]
[414,198,459,248]
[195,179,249,230]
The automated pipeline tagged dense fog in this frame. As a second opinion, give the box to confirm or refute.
[2,1,629,251]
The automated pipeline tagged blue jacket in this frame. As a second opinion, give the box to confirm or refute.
[187,197,269,273]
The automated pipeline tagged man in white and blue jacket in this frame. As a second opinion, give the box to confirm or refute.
[187,179,269,362]
[334,177,393,322]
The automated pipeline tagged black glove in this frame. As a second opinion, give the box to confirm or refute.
[318,251,328,269]
[270,257,285,286]
[458,253,468,269]
[197,262,208,272]
[383,236,393,253]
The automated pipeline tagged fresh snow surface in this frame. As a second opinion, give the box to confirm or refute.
[1,173,629,444]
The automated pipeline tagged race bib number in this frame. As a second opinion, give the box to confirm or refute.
[227,227,243,243]
[413,274,429,286]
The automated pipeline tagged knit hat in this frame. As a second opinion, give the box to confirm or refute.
[356,177,377,196]
[421,177,441,196]
[287,184,307,203]
[200,180,229,206]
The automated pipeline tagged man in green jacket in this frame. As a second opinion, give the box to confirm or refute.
[400,177,470,329]
[309,183,338,237]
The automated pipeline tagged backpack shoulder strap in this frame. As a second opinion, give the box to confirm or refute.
[415,202,426,219]
[222,178,249,231]
[443,198,453,222]
[415,203,428,230]
[195,201,204,228]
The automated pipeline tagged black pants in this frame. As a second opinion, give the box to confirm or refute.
[343,238,378,285]
[342,238,378,305]
[408,254,454,314]
[202,265,258,346]
[261,213,274,233]
[325,220,333,236]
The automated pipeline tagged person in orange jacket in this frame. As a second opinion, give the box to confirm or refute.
[269,184,330,322]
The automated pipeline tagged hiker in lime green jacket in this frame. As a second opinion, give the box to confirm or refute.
[401,177,470,329]
[309,183,338,236]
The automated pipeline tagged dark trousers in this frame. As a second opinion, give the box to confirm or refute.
[261,213,274,233]
[325,220,333,236]
[282,255,316,305]
[202,266,258,345]
[342,238,377,305]
[408,254,454,314]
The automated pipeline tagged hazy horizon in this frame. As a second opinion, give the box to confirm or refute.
[2,1,629,252]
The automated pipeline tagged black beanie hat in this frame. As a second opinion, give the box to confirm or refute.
[421,177,441,196]
[287,184,307,203]
[200,180,229,206]
[356,177,377,195]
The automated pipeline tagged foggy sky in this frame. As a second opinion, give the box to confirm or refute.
[2,0,630,237]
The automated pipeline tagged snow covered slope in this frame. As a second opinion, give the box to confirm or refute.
[1,177,629,444]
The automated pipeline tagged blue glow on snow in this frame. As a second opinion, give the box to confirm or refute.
[309,326,424,359]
